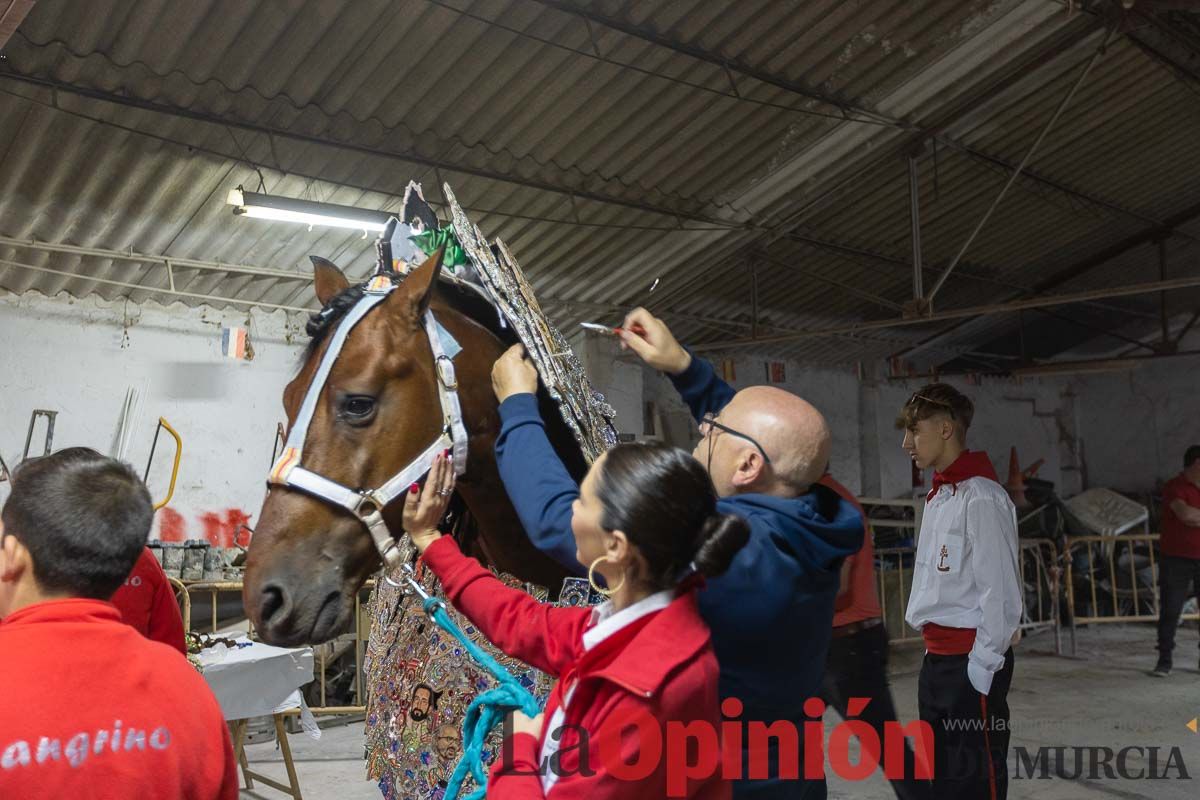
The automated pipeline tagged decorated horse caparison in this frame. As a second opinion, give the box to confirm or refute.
[243,187,613,798]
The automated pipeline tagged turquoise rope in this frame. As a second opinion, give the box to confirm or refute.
[422,596,542,800]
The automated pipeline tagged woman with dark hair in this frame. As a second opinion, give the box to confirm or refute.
[404,444,749,799]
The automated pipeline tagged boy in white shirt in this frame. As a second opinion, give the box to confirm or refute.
[899,384,1021,800]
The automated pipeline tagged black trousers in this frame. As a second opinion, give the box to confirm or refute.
[1157,555,1200,663]
[917,648,1014,800]
[820,623,928,800]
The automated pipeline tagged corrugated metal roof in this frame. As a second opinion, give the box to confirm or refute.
[1,0,1198,368]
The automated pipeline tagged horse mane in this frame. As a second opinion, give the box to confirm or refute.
[302,275,394,363]
[300,271,591,484]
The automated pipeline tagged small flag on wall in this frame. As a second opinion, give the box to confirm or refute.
[764,361,786,384]
[721,359,737,383]
[221,327,251,360]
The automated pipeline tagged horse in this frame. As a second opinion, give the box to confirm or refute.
[243,247,579,647]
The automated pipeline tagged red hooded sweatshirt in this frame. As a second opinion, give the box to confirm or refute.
[110,547,187,653]
[422,536,730,800]
[0,599,238,799]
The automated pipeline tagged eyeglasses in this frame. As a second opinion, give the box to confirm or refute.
[699,413,772,465]
[906,393,955,419]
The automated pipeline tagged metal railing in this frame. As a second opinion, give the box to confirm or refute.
[857,496,923,544]
[1017,539,1061,654]
[1064,533,1198,655]
[872,537,1063,655]
[860,496,924,646]
[875,545,922,645]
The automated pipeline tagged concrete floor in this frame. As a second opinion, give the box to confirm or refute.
[241,623,1200,799]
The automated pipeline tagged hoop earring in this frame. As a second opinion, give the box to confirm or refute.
[588,556,625,598]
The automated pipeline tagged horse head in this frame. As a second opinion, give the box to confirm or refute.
[244,248,570,645]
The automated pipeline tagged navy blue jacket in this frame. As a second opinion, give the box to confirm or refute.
[495,355,863,798]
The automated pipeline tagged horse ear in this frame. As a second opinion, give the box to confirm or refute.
[311,256,350,306]
[404,246,444,319]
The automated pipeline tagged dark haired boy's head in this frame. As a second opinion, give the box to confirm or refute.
[1185,446,1200,478]
[896,383,975,472]
[0,448,151,616]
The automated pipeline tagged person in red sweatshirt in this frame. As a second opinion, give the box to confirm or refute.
[819,475,928,800]
[404,446,749,799]
[111,546,187,653]
[0,447,238,799]
[1151,444,1200,677]
[898,385,1021,800]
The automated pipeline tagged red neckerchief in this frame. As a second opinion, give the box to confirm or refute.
[927,450,999,502]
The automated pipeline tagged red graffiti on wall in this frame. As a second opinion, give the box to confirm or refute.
[200,509,253,548]
[158,508,187,542]
[156,508,253,547]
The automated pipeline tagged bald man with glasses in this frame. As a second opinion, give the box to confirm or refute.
[490,308,863,800]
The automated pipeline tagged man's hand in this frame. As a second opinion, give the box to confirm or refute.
[1170,498,1200,527]
[492,344,539,402]
[617,308,691,375]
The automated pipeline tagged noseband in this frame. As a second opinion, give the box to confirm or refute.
[267,274,469,568]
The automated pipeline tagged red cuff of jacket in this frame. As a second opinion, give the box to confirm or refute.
[491,732,542,779]
[420,536,487,604]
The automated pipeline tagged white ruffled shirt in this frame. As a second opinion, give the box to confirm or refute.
[905,476,1022,695]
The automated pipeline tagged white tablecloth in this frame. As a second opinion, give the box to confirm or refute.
[200,638,314,722]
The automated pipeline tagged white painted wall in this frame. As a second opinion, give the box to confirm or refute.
[5,290,1193,528]
[577,336,1078,498]
[0,290,307,543]
[682,353,865,492]
[873,376,1072,499]
[1069,356,1200,492]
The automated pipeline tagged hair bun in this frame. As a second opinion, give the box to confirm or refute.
[691,513,750,579]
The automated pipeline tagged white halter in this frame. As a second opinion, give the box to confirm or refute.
[267,274,469,568]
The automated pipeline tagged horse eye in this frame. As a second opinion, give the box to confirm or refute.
[343,395,376,419]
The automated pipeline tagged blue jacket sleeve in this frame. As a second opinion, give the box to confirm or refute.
[494,393,586,575]
[668,348,736,422]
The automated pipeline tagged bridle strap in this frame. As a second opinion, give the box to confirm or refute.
[267,275,468,568]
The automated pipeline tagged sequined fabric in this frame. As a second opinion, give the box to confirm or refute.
[364,553,605,799]
[362,182,614,799]
[445,184,618,461]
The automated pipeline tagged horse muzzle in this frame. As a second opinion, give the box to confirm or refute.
[245,565,355,647]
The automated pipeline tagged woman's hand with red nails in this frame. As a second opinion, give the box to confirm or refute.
[402,452,456,553]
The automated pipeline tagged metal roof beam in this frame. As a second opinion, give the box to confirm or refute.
[524,0,907,127]
[0,0,35,49]
[762,15,1107,239]
[0,235,782,336]
[532,0,1162,234]
[692,273,1200,352]
[885,348,1200,380]
[0,69,1038,302]
[887,197,1200,361]
[934,137,1196,239]
[925,30,1110,304]
[756,253,904,312]
[1032,307,1160,353]
[0,69,740,226]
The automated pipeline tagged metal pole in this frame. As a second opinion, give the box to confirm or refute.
[757,253,904,311]
[925,32,1111,305]
[750,263,759,340]
[908,156,923,300]
[1159,238,1169,345]
[1018,311,1027,362]
[694,274,1200,351]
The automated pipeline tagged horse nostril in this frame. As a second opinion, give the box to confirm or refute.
[259,583,290,626]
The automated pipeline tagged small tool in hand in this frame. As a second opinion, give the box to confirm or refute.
[580,322,647,337]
